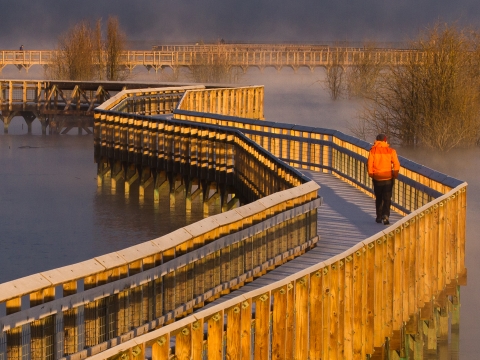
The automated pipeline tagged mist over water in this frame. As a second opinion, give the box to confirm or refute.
[0,68,478,358]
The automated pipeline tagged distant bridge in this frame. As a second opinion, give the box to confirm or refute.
[0,44,420,74]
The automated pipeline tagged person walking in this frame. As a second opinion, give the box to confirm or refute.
[367,134,400,225]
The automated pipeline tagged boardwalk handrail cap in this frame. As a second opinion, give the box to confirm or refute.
[151,228,193,250]
[0,274,52,302]
[115,241,162,264]
[40,259,106,285]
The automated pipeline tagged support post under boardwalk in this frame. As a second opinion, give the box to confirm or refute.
[124,165,138,195]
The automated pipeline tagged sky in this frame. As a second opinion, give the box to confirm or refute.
[1,0,479,49]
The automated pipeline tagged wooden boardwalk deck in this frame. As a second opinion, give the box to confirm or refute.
[201,170,403,307]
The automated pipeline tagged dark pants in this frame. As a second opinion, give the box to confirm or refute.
[373,179,393,218]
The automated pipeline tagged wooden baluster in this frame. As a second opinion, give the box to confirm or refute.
[151,334,170,360]
[207,310,224,360]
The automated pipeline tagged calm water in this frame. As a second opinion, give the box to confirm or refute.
[1,68,478,358]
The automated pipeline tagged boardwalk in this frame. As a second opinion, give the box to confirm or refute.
[199,170,403,307]
[0,84,466,360]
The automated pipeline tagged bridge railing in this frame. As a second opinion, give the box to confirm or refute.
[173,108,463,214]
[97,85,204,116]
[91,181,466,360]
[175,86,264,120]
[1,47,423,73]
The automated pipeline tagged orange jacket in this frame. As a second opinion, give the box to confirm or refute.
[367,141,400,181]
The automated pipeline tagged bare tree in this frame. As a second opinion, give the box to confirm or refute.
[105,16,127,81]
[46,17,128,81]
[352,23,480,151]
[46,21,96,80]
[324,49,346,100]
[94,19,105,80]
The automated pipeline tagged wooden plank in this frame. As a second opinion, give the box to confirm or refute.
[343,256,354,359]
[191,319,204,359]
[423,209,432,303]
[437,202,446,291]
[393,229,403,330]
[374,239,384,348]
[285,282,295,359]
[322,266,331,359]
[445,197,454,284]
[365,244,375,355]
[309,271,323,360]
[337,260,346,359]
[416,214,426,309]
[272,286,288,360]
[408,217,417,316]
[385,234,394,336]
[207,310,224,360]
[352,248,364,360]
[225,304,241,360]
[151,334,170,360]
[294,276,309,360]
[174,324,192,360]
[432,206,440,295]
[457,189,467,280]
[328,263,339,360]
[240,299,252,360]
[254,292,270,360]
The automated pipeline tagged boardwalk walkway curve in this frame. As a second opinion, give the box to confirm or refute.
[0,83,467,360]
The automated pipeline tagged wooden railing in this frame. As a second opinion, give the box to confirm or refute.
[1,46,422,73]
[92,182,466,360]
[175,87,264,120]
[173,106,463,214]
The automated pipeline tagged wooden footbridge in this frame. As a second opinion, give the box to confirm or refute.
[0,80,217,134]
[0,84,467,360]
[1,44,419,74]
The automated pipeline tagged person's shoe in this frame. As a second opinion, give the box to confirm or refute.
[382,215,390,225]
[376,217,382,223]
